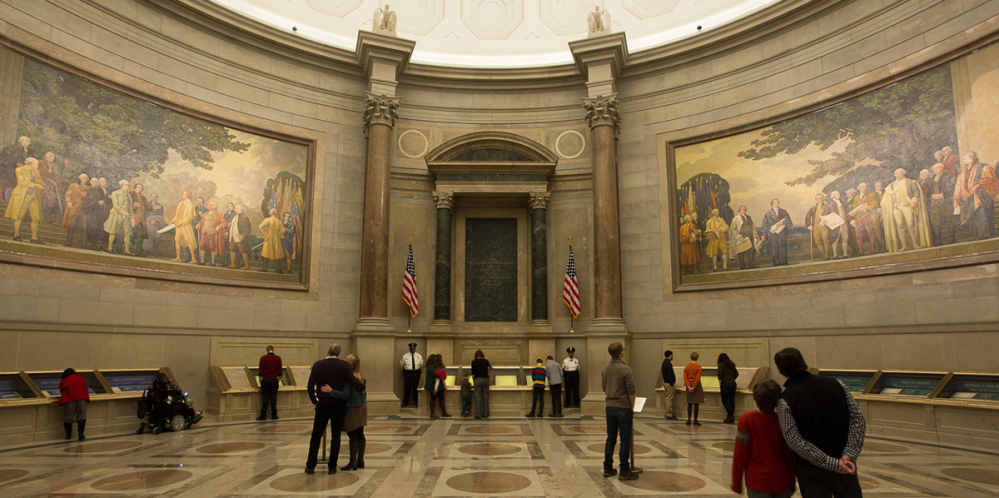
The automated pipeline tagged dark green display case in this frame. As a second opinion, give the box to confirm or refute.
[937,373,999,401]
[869,371,947,397]
[817,369,879,394]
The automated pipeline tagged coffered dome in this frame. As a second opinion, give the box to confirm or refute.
[209,0,781,67]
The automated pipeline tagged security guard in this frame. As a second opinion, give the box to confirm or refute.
[400,342,423,407]
[562,347,581,408]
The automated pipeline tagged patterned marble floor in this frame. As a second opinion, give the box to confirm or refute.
[1,415,998,497]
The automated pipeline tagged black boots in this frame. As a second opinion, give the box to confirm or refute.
[77,420,86,440]
[356,440,366,469]
[340,441,358,471]
[64,422,73,440]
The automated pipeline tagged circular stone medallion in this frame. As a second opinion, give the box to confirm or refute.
[91,470,193,491]
[397,129,429,158]
[365,425,412,434]
[196,442,266,454]
[587,443,651,454]
[863,441,909,453]
[0,469,30,484]
[257,424,312,433]
[64,440,143,453]
[941,467,999,486]
[445,471,532,494]
[555,130,586,159]
[465,425,516,435]
[270,472,360,492]
[459,443,521,456]
[616,470,706,492]
[858,475,881,490]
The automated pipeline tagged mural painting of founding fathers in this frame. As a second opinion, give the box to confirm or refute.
[0,54,311,289]
[666,42,999,290]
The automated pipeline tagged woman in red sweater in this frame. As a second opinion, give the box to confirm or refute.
[731,380,796,497]
[58,368,90,440]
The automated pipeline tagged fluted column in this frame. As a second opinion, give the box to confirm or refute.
[584,94,627,332]
[530,192,550,324]
[432,191,454,325]
[355,94,400,331]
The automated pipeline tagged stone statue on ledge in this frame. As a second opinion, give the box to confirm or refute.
[587,6,611,38]
[373,4,398,36]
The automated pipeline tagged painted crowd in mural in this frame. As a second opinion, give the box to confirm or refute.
[0,55,309,281]
[673,48,999,285]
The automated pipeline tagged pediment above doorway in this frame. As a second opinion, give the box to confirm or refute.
[425,132,558,179]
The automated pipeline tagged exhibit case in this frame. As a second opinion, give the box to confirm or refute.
[207,365,315,422]
[817,369,879,394]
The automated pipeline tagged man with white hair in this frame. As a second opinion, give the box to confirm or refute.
[928,163,958,245]
[1,135,30,202]
[104,179,134,254]
[805,193,834,260]
[305,343,365,475]
[63,173,91,247]
[228,205,252,270]
[954,152,999,240]
[3,156,44,243]
[829,190,850,259]
[881,168,931,252]
[258,207,286,273]
[704,208,728,271]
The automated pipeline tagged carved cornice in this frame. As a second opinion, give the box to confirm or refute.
[362,93,400,128]
[583,94,620,130]
[529,192,551,210]
[433,191,454,209]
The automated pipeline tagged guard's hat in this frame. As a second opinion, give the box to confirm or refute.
[567,346,576,353]
[408,342,417,349]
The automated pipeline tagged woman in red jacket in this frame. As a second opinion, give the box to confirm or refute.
[59,368,90,440]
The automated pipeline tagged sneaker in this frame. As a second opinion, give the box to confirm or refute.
[603,469,617,477]
[619,471,639,481]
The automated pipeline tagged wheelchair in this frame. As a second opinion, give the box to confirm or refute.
[136,375,204,434]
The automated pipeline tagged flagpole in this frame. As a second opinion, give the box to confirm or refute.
[568,237,575,333]
[407,236,414,333]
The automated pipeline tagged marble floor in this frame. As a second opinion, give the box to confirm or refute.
[2,415,998,497]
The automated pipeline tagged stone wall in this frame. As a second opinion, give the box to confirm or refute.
[0,0,997,443]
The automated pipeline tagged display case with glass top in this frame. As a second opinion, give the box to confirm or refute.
[869,371,948,397]
[0,372,41,403]
[25,370,108,399]
[491,366,523,387]
[817,369,879,394]
[247,367,293,388]
[937,373,999,402]
[97,369,162,395]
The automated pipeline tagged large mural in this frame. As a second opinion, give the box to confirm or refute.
[668,42,999,290]
[0,54,310,288]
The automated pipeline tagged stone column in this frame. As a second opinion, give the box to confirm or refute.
[584,95,627,332]
[529,192,550,324]
[432,191,454,325]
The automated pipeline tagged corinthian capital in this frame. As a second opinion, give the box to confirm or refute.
[583,94,620,130]
[433,191,454,209]
[362,93,400,128]
[529,192,551,210]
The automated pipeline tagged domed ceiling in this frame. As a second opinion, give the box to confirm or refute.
[209,0,781,67]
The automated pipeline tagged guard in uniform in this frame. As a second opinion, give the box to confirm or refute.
[562,347,581,408]
[400,342,423,407]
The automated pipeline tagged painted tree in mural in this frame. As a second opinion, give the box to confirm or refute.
[737,65,958,193]
[16,59,249,181]
[678,172,735,224]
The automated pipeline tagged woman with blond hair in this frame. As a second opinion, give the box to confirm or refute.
[340,354,367,470]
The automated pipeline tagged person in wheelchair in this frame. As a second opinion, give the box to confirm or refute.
[137,373,204,434]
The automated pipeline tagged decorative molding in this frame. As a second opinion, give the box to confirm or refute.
[528,191,551,210]
[583,94,620,130]
[433,190,455,209]
[397,129,430,158]
[554,129,586,159]
[425,131,559,165]
[362,93,400,128]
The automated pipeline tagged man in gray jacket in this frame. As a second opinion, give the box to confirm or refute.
[602,342,638,481]
[544,355,563,418]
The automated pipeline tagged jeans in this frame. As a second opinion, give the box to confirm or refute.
[259,378,279,417]
[549,383,563,415]
[474,377,489,418]
[796,461,862,498]
[604,406,633,472]
[306,400,347,470]
[529,386,545,416]
[461,397,472,417]
[720,381,738,417]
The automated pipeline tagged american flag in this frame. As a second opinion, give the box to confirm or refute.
[563,246,580,318]
[402,244,419,317]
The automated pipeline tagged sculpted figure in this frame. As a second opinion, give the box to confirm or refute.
[587,6,611,37]
[373,5,397,36]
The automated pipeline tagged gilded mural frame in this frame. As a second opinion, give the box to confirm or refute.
[0,40,318,292]
[663,33,999,293]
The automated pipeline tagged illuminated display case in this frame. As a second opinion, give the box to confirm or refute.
[869,371,948,397]
[937,373,999,402]
[98,369,161,394]
[0,372,39,400]
[26,370,107,398]
[490,367,523,387]
[817,369,879,394]
[248,367,292,388]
